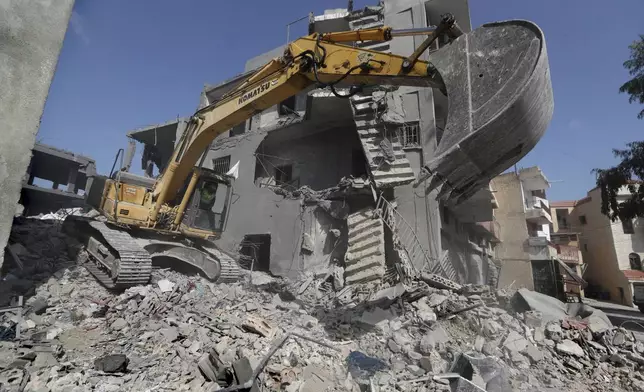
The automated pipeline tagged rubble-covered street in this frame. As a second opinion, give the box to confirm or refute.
[0,218,643,391]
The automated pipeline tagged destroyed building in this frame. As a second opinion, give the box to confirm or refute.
[128,0,501,288]
[19,143,97,216]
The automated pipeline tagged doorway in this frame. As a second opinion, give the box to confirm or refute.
[239,234,271,272]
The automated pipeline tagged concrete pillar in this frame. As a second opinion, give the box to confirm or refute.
[67,167,79,194]
[0,0,75,269]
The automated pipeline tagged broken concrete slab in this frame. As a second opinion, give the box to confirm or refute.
[556,340,584,358]
[30,298,49,315]
[524,344,544,363]
[94,354,129,373]
[110,318,128,331]
[503,331,528,353]
[512,289,613,332]
[242,315,277,338]
[359,307,394,331]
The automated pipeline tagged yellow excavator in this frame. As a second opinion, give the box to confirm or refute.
[65,15,554,289]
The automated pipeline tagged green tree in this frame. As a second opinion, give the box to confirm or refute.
[594,36,644,220]
[619,35,644,119]
[594,142,644,222]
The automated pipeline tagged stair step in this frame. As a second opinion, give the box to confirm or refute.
[347,236,382,253]
[348,218,381,236]
[345,266,385,285]
[366,148,407,158]
[348,228,383,246]
[369,156,412,165]
[350,94,374,104]
[357,130,383,137]
[353,100,385,113]
[372,171,416,181]
[373,177,415,188]
[346,246,384,262]
[363,139,405,149]
[345,257,385,275]
[365,150,408,160]
[347,210,376,226]
[354,119,385,130]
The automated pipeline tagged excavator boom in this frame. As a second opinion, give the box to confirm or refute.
[151,17,553,225]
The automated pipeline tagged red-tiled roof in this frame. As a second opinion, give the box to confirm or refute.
[551,200,577,208]
[623,270,644,281]
[576,196,592,206]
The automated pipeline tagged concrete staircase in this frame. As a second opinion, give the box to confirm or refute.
[375,194,458,282]
[344,209,386,285]
[350,95,416,188]
[348,11,416,189]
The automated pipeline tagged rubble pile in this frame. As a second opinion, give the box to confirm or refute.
[1,219,644,391]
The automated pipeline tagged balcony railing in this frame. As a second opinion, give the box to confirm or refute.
[525,206,552,224]
[528,236,548,246]
[527,239,558,260]
[557,244,581,263]
[527,195,549,210]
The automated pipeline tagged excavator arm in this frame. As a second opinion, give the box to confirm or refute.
[150,16,554,226]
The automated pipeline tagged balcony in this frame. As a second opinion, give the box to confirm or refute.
[556,244,582,264]
[452,185,496,223]
[475,220,501,243]
[528,236,548,246]
[526,195,549,210]
[525,206,553,224]
[527,238,557,261]
[528,230,549,239]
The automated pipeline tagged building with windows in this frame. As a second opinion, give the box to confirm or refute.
[490,167,584,300]
[564,186,644,306]
[125,1,503,288]
[491,167,554,292]
[549,201,585,297]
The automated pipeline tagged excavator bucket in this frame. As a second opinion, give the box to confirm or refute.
[418,20,553,203]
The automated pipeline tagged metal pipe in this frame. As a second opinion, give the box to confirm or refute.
[286,14,310,44]
[173,169,201,228]
[390,26,437,38]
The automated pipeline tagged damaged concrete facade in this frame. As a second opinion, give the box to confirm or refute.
[195,0,501,286]
[490,167,584,301]
[129,0,501,287]
[19,143,97,216]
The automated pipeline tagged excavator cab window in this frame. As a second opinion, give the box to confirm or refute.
[182,174,232,233]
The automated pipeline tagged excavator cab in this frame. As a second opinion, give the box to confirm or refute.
[179,169,233,239]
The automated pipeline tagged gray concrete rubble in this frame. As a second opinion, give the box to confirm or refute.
[1,220,644,391]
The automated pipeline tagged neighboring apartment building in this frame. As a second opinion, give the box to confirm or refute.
[126,1,502,288]
[549,201,585,297]
[491,167,582,300]
[566,186,644,306]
